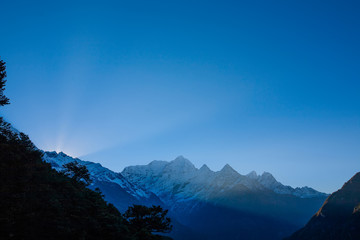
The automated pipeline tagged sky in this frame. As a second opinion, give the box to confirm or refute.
[0,0,359,193]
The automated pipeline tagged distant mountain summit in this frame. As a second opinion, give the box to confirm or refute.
[122,155,327,202]
[123,156,328,239]
[42,153,328,240]
[0,118,167,240]
[285,172,360,240]
[43,151,162,211]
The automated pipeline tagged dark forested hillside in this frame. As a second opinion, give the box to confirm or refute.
[0,118,169,240]
[0,58,171,240]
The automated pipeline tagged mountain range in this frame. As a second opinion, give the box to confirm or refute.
[43,151,162,212]
[0,118,171,240]
[44,152,328,240]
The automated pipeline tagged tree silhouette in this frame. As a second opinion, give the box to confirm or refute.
[0,58,10,106]
[62,162,92,186]
[124,205,172,234]
[0,58,172,240]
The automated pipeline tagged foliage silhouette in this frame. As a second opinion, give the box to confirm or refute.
[62,161,92,186]
[124,205,172,235]
[0,58,10,106]
[0,58,172,240]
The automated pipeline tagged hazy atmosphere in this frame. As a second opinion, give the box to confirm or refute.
[1,0,360,193]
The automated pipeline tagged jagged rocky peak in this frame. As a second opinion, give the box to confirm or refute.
[43,151,82,164]
[172,155,192,164]
[45,151,59,158]
[46,151,67,158]
[260,171,276,181]
[258,171,281,188]
[199,164,212,172]
[147,160,168,173]
[149,160,168,166]
[293,186,328,198]
[217,164,242,179]
[220,163,237,173]
[166,156,196,171]
[247,170,258,179]
[58,151,67,156]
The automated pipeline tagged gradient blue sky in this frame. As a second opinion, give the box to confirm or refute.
[1,0,359,193]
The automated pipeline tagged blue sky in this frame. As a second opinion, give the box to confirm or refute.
[0,0,359,193]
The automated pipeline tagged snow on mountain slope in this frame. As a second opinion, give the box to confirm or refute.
[43,151,149,199]
[0,120,152,202]
[122,156,328,210]
[253,171,328,198]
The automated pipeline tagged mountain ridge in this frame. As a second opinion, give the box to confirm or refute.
[0,117,170,240]
[43,151,163,212]
[122,155,327,239]
[42,152,328,240]
[123,155,327,199]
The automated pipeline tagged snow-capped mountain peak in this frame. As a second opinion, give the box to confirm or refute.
[219,163,238,174]
[199,164,212,173]
[247,170,258,179]
[170,155,196,168]
[164,156,197,176]
[43,151,154,200]
[123,156,327,202]
[147,160,168,174]
[174,155,187,161]
[258,171,279,188]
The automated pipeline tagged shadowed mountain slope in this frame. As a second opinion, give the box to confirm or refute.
[123,156,328,239]
[43,151,163,212]
[285,172,360,240]
[42,152,200,240]
[0,118,171,240]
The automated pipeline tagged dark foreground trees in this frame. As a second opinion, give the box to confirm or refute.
[0,117,130,240]
[62,161,92,186]
[0,58,172,240]
[0,58,10,106]
[124,205,172,238]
